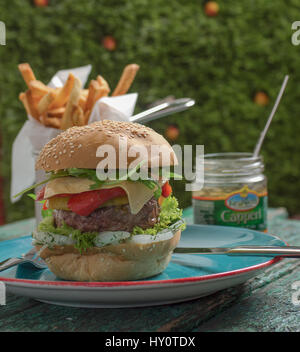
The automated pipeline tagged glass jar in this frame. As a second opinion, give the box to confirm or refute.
[33,150,47,226]
[192,152,268,231]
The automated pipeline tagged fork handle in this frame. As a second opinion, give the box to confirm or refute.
[0,258,24,272]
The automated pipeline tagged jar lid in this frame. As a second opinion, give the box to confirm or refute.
[196,152,264,177]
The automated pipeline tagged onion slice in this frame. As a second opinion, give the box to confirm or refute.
[129,230,174,244]
[94,231,131,247]
[128,219,184,245]
[32,231,74,246]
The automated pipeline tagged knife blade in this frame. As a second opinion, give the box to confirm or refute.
[173,245,300,258]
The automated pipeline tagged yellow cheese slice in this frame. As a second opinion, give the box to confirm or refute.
[44,177,156,214]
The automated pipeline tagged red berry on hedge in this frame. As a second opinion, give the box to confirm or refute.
[205,1,219,17]
[254,91,269,106]
[165,124,179,141]
[162,181,172,198]
[34,0,49,7]
[102,36,117,51]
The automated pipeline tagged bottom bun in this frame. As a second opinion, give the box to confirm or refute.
[36,230,181,281]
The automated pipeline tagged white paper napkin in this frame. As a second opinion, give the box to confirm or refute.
[11,65,138,202]
[88,93,137,123]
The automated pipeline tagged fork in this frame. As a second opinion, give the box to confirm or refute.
[0,248,47,272]
[130,98,195,124]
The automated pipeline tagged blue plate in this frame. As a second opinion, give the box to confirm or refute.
[0,225,286,308]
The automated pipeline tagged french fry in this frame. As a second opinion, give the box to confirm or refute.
[84,109,91,124]
[83,79,107,122]
[61,77,82,130]
[95,75,110,101]
[18,62,140,128]
[38,91,56,115]
[96,75,110,94]
[40,115,61,129]
[49,73,75,109]
[71,106,85,126]
[25,90,40,120]
[19,92,31,116]
[81,89,89,97]
[94,86,109,102]
[85,80,100,113]
[18,63,36,88]
[29,80,52,98]
[20,92,40,116]
[112,64,140,96]
[79,93,87,110]
[47,107,65,118]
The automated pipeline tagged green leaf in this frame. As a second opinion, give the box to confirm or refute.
[13,177,52,199]
[132,195,185,235]
[41,208,53,218]
[15,165,178,201]
[37,216,98,253]
[27,193,37,200]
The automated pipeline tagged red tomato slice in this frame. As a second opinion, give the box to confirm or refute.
[162,181,172,198]
[67,187,126,216]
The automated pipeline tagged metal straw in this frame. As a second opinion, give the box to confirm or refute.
[253,75,289,158]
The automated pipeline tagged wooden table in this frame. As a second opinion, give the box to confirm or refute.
[0,208,299,332]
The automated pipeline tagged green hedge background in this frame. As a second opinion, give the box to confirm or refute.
[1,0,300,223]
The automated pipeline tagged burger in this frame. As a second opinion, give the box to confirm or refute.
[24,120,185,281]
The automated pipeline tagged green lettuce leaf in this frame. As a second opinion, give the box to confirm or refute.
[37,216,98,252]
[132,196,185,235]
[14,165,180,200]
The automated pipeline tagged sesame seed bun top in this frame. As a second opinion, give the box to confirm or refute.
[35,120,178,171]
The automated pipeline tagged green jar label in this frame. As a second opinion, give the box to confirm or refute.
[193,186,268,231]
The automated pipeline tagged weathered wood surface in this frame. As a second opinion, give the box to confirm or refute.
[0,209,299,332]
[196,259,299,332]
[196,218,300,332]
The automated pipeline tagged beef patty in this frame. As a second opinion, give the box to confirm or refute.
[53,197,160,233]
